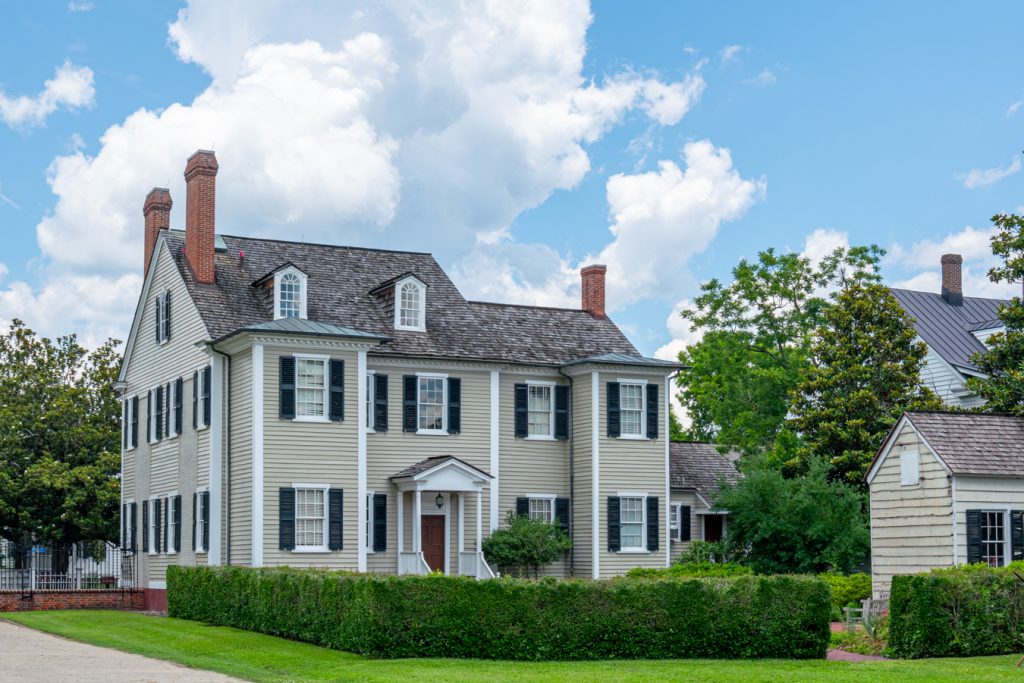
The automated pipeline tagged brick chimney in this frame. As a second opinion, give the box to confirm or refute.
[143,188,172,277]
[184,150,218,284]
[581,264,607,318]
[941,253,963,306]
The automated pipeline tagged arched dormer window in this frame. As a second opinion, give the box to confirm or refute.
[395,276,426,331]
[273,266,308,320]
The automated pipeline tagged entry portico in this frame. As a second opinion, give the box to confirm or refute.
[390,456,495,578]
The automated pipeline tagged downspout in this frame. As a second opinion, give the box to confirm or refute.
[951,475,957,566]
[558,367,575,576]
[211,345,232,566]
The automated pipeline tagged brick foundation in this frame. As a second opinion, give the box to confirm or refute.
[143,588,167,612]
[0,590,144,612]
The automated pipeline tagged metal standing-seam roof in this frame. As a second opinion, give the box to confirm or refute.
[669,442,741,503]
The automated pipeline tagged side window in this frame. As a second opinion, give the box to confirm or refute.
[155,290,171,344]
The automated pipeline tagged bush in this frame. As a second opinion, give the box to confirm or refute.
[889,562,1024,658]
[820,572,871,609]
[679,540,739,564]
[168,566,831,660]
[626,561,752,579]
[482,512,571,578]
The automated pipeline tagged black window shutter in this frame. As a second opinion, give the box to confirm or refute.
[514,384,528,438]
[447,377,461,434]
[966,509,982,565]
[555,385,569,440]
[279,357,296,419]
[607,382,621,438]
[680,505,692,542]
[146,392,152,443]
[646,496,660,551]
[328,489,344,550]
[121,503,127,549]
[646,383,659,440]
[155,499,163,553]
[329,359,344,421]
[555,498,570,535]
[192,371,199,429]
[201,490,210,550]
[131,397,138,448]
[164,290,171,341]
[154,296,160,342]
[373,374,388,431]
[175,377,183,434]
[203,366,212,427]
[155,386,164,440]
[373,493,387,552]
[402,375,417,432]
[173,495,182,552]
[165,382,172,436]
[608,497,621,552]
[130,502,137,551]
[279,488,295,550]
[192,493,197,552]
[1013,511,1024,562]
[516,497,529,516]
[142,503,149,552]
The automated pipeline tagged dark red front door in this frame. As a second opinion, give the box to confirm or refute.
[421,515,445,572]
[704,515,724,542]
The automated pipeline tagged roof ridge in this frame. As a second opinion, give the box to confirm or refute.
[468,300,588,314]
[906,409,1023,418]
[208,231,435,257]
[889,286,1010,304]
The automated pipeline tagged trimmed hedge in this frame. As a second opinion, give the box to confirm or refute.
[625,561,753,579]
[820,572,871,609]
[167,566,830,660]
[889,563,1024,658]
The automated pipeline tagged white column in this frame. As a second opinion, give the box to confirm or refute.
[251,344,264,567]
[458,493,465,553]
[397,491,404,553]
[476,490,483,551]
[489,370,500,531]
[210,353,225,566]
[357,350,367,573]
[591,370,600,580]
[413,490,422,552]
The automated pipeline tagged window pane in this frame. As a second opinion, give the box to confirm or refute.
[620,384,644,436]
[527,385,552,436]
[366,375,373,428]
[280,273,301,318]
[981,511,1006,567]
[297,359,325,417]
[620,497,644,549]
[529,498,553,522]
[418,377,445,430]
[400,282,421,328]
[295,489,325,547]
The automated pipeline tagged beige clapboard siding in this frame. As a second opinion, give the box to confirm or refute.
[919,344,985,409]
[953,476,1024,564]
[228,349,253,566]
[366,365,492,575]
[869,422,952,597]
[498,372,570,578]
[261,345,360,569]
[597,371,669,577]
[669,491,705,563]
[570,371,593,577]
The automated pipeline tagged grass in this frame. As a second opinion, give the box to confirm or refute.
[5,610,1024,682]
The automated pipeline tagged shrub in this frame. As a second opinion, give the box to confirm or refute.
[820,572,871,609]
[626,561,752,579]
[679,540,740,564]
[482,512,571,578]
[168,566,831,660]
[889,562,1024,658]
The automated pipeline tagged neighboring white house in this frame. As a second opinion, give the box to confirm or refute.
[866,411,1024,598]
[890,253,1008,408]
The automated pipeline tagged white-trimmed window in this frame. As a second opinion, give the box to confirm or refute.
[619,382,646,437]
[295,487,327,551]
[670,503,682,541]
[417,374,446,433]
[900,450,920,486]
[155,289,170,345]
[365,371,375,431]
[167,381,177,439]
[981,511,1007,567]
[527,383,554,438]
[167,496,178,555]
[123,398,137,451]
[620,496,646,551]
[527,495,555,523]
[273,267,308,320]
[395,277,426,331]
[195,491,207,553]
[148,389,159,444]
[148,498,158,555]
[195,366,210,430]
[365,491,375,552]
[295,356,328,420]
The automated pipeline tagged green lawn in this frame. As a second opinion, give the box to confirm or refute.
[4,610,1022,682]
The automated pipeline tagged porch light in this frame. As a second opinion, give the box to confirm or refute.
[435,494,444,509]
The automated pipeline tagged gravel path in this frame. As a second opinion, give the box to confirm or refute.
[0,619,243,682]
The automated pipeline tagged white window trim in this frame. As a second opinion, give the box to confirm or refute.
[617,491,648,553]
[166,492,179,555]
[669,502,683,542]
[167,381,178,439]
[616,379,648,440]
[123,399,136,452]
[365,490,375,553]
[525,381,556,441]
[394,276,426,332]
[525,493,557,523]
[293,353,331,423]
[195,487,208,554]
[196,366,210,431]
[147,497,159,556]
[364,370,376,433]
[148,389,159,444]
[273,267,308,320]
[292,483,330,553]
[156,290,170,345]
[900,449,920,486]
[977,508,1012,568]
[415,371,448,435]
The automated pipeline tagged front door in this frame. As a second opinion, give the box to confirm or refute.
[704,515,723,542]
[421,515,445,572]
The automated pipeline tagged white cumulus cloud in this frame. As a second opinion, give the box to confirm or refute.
[0,61,95,129]
[958,157,1021,189]
[743,68,777,88]
[719,45,744,65]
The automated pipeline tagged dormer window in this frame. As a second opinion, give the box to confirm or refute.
[273,267,308,320]
[395,276,426,331]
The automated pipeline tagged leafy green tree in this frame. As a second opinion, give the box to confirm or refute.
[0,320,122,544]
[715,457,869,574]
[968,213,1024,413]
[677,245,884,455]
[669,408,686,442]
[482,512,571,578]
[788,283,941,485]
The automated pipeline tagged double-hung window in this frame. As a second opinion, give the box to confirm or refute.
[123,398,137,450]
[528,495,555,523]
[669,504,680,541]
[295,357,328,420]
[619,496,646,551]
[619,382,645,437]
[365,372,375,431]
[155,290,170,344]
[981,511,1007,567]
[527,383,554,438]
[195,492,207,553]
[294,487,327,551]
[148,499,159,554]
[167,496,178,554]
[148,388,161,444]
[365,492,375,552]
[417,375,446,432]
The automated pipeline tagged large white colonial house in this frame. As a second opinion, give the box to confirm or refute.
[117,150,735,604]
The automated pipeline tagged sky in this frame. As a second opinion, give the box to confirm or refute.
[1,1,1023,362]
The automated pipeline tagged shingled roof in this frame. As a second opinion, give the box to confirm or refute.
[890,288,1007,374]
[897,411,1024,477]
[165,231,641,366]
[670,442,741,504]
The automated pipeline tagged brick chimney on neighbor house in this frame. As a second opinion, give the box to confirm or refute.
[581,264,607,318]
[143,188,172,276]
[941,253,963,306]
[184,150,219,284]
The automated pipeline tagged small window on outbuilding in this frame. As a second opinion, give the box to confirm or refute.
[900,450,920,486]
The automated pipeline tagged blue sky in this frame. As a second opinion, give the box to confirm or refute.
[1,1,1022,356]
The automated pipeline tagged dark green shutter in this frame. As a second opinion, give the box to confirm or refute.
[175,377,183,435]
[173,495,182,552]
[555,385,569,440]
[1013,511,1024,562]
[646,496,660,551]
[155,386,164,440]
[555,498,570,535]
[165,382,172,436]
[514,384,528,438]
[201,490,210,550]
[279,357,296,419]
[202,366,212,426]
[131,397,138,448]
[607,497,621,552]
[192,371,198,429]
[646,383,658,439]
[966,509,982,565]
[192,493,197,552]
[146,392,152,443]
[373,374,388,431]
[328,489,344,550]
[279,488,295,550]
[680,506,691,542]
[164,290,171,341]
[155,499,163,553]
[402,375,417,432]
[329,359,345,421]
[130,502,137,551]
[372,493,387,552]
[516,497,529,516]
[607,382,621,438]
[447,377,461,434]
[121,503,127,549]
[142,502,149,552]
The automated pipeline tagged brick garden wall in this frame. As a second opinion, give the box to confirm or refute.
[0,590,143,612]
